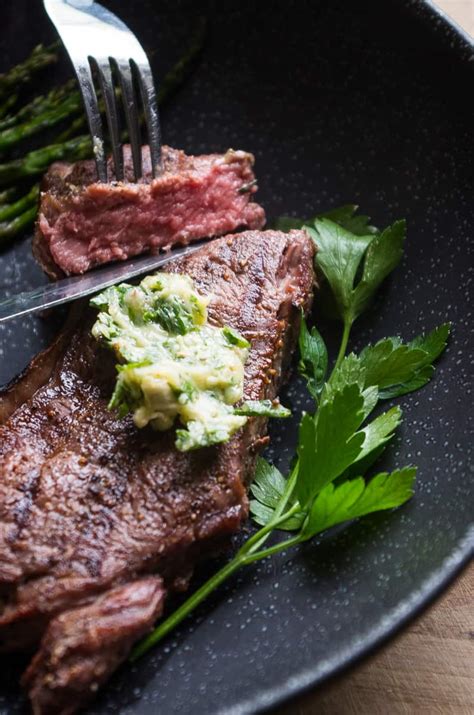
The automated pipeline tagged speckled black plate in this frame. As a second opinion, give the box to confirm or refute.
[0,1,473,713]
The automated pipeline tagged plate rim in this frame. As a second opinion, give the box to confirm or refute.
[227,530,473,715]
[0,2,472,714]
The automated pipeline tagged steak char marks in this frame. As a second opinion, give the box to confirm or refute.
[34,145,266,278]
[0,230,314,713]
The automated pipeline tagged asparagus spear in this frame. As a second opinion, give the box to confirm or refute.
[56,114,87,143]
[0,135,92,186]
[0,43,59,107]
[0,187,16,204]
[0,80,77,131]
[0,94,20,120]
[0,185,39,222]
[0,205,38,245]
[157,17,206,106]
[0,92,83,152]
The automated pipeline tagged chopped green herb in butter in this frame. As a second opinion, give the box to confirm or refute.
[90,272,289,452]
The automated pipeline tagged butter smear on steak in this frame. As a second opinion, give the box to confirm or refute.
[91,273,254,451]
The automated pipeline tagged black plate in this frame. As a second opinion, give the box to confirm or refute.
[0,1,473,713]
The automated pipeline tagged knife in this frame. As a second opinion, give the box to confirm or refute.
[0,243,206,323]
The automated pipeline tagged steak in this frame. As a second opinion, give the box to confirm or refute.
[33,145,266,278]
[23,577,166,715]
[0,229,315,713]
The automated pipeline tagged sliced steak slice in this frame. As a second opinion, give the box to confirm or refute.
[0,229,315,713]
[33,145,266,278]
[22,577,166,715]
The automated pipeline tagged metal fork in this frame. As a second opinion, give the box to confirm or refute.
[44,0,161,182]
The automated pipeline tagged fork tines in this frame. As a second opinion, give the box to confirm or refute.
[44,0,162,183]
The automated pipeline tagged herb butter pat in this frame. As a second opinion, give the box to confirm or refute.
[91,273,261,451]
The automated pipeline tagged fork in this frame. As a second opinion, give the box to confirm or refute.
[44,0,161,183]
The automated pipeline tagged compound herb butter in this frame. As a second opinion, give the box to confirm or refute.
[90,272,252,451]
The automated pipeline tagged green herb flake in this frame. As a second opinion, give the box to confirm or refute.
[222,325,251,348]
[234,399,291,418]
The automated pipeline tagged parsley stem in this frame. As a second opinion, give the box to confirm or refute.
[131,477,302,658]
[334,318,352,372]
[130,530,304,662]
[131,485,302,661]
[274,464,299,517]
[130,554,245,661]
[241,534,303,564]
[239,499,300,556]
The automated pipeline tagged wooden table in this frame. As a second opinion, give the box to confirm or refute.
[278,3,474,712]
[432,0,474,37]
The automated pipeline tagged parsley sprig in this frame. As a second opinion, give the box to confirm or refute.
[131,206,449,661]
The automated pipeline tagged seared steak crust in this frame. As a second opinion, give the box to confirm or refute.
[0,229,315,713]
[34,145,266,278]
[22,577,166,715]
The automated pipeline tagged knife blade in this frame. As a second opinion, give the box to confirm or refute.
[0,243,206,323]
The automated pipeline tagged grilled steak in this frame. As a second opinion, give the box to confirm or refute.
[34,145,266,278]
[0,229,315,713]
[23,577,166,715]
